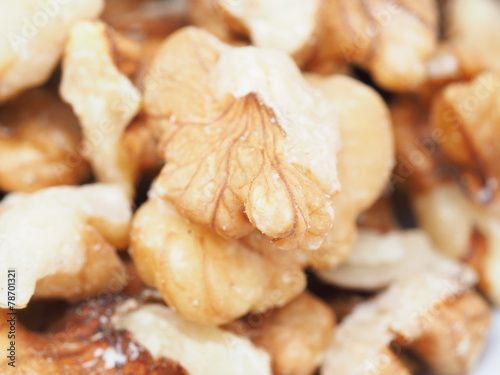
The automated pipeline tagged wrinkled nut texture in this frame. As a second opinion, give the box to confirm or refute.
[61,20,141,196]
[309,0,438,91]
[321,263,489,375]
[0,88,89,192]
[130,196,306,325]
[0,0,104,102]
[319,229,474,291]
[414,182,500,306]
[120,303,273,375]
[431,71,500,203]
[216,0,323,65]
[428,0,500,81]
[228,292,336,375]
[0,296,189,374]
[0,184,131,308]
[303,74,394,269]
[144,27,340,250]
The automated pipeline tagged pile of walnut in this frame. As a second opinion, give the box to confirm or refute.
[0,0,498,374]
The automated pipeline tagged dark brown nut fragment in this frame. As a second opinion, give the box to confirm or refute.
[430,71,500,203]
[308,0,439,92]
[144,27,341,250]
[0,88,89,192]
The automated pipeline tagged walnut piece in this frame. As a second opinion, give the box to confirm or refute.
[431,71,500,203]
[144,27,341,250]
[321,264,490,375]
[414,182,500,306]
[61,20,142,196]
[130,196,306,325]
[0,184,131,308]
[227,292,336,375]
[0,88,89,192]
[319,229,476,290]
[302,74,394,269]
[308,0,439,92]
[0,0,104,102]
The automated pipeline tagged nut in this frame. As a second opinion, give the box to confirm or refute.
[321,263,490,375]
[144,27,341,250]
[130,196,306,325]
[302,74,394,269]
[227,292,336,375]
[308,0,439,92]
[414,182,500,306]
[60,20,142,196]
[0,183,131,308]
[431,71,500,203]
[0,88,89,192]
[0,0,104,102]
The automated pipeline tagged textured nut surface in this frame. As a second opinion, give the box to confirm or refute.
[414,182,500,305]
[144,27,341,250]
[0,0,104,102]
[303,74,394,269]
[227,292,336,375]
[121,303,273,375]
[0,184,131,308]
[309,0,438,91]
[61,20,142,196]
[431,71,500,203]
[130,196,306,325]
[0,88,89,192]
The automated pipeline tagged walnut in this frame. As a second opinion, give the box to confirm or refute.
[130,196,306,325]
[321,265,490,375]
[302,74,394,269]
[308,0,439,92]
[414,182,500,306]
[319,229,476,291]
[226,292,336,375]
[60,20,142,196]
[0,88,89,192]
[427,0,500,82]
[431,71,500,203]
[144,27,341,250]
[0,184,131,308]
[0,0,104,102]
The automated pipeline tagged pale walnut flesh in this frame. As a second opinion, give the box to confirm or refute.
[431,71,500,203]
[303,74,394,269]
[215,0,323,65]
[227,292,336,375]
[0,88,89,192]
[0,0,104,102]
[61,20,142,197]
[309,0,438,92]
[120,303,273,375]
[414,182,500,306]
[321,264,489,375]
[0,184,131,308]
[130,196,306,325]
[144,27,340,250]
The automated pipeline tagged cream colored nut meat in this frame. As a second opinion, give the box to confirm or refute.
[431,70,500,203]
[61,20,142,196]
[0,183,131,308]
[226,292,336,375]
[319,229,470,290]
[130,195,306,325]
[0,88,89,192]
[308,0,438,92]
[144,26,341,250]
[414,182,500,306]
[321,264,490,375]
[0,0,104,102]
[302,74,394,269]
